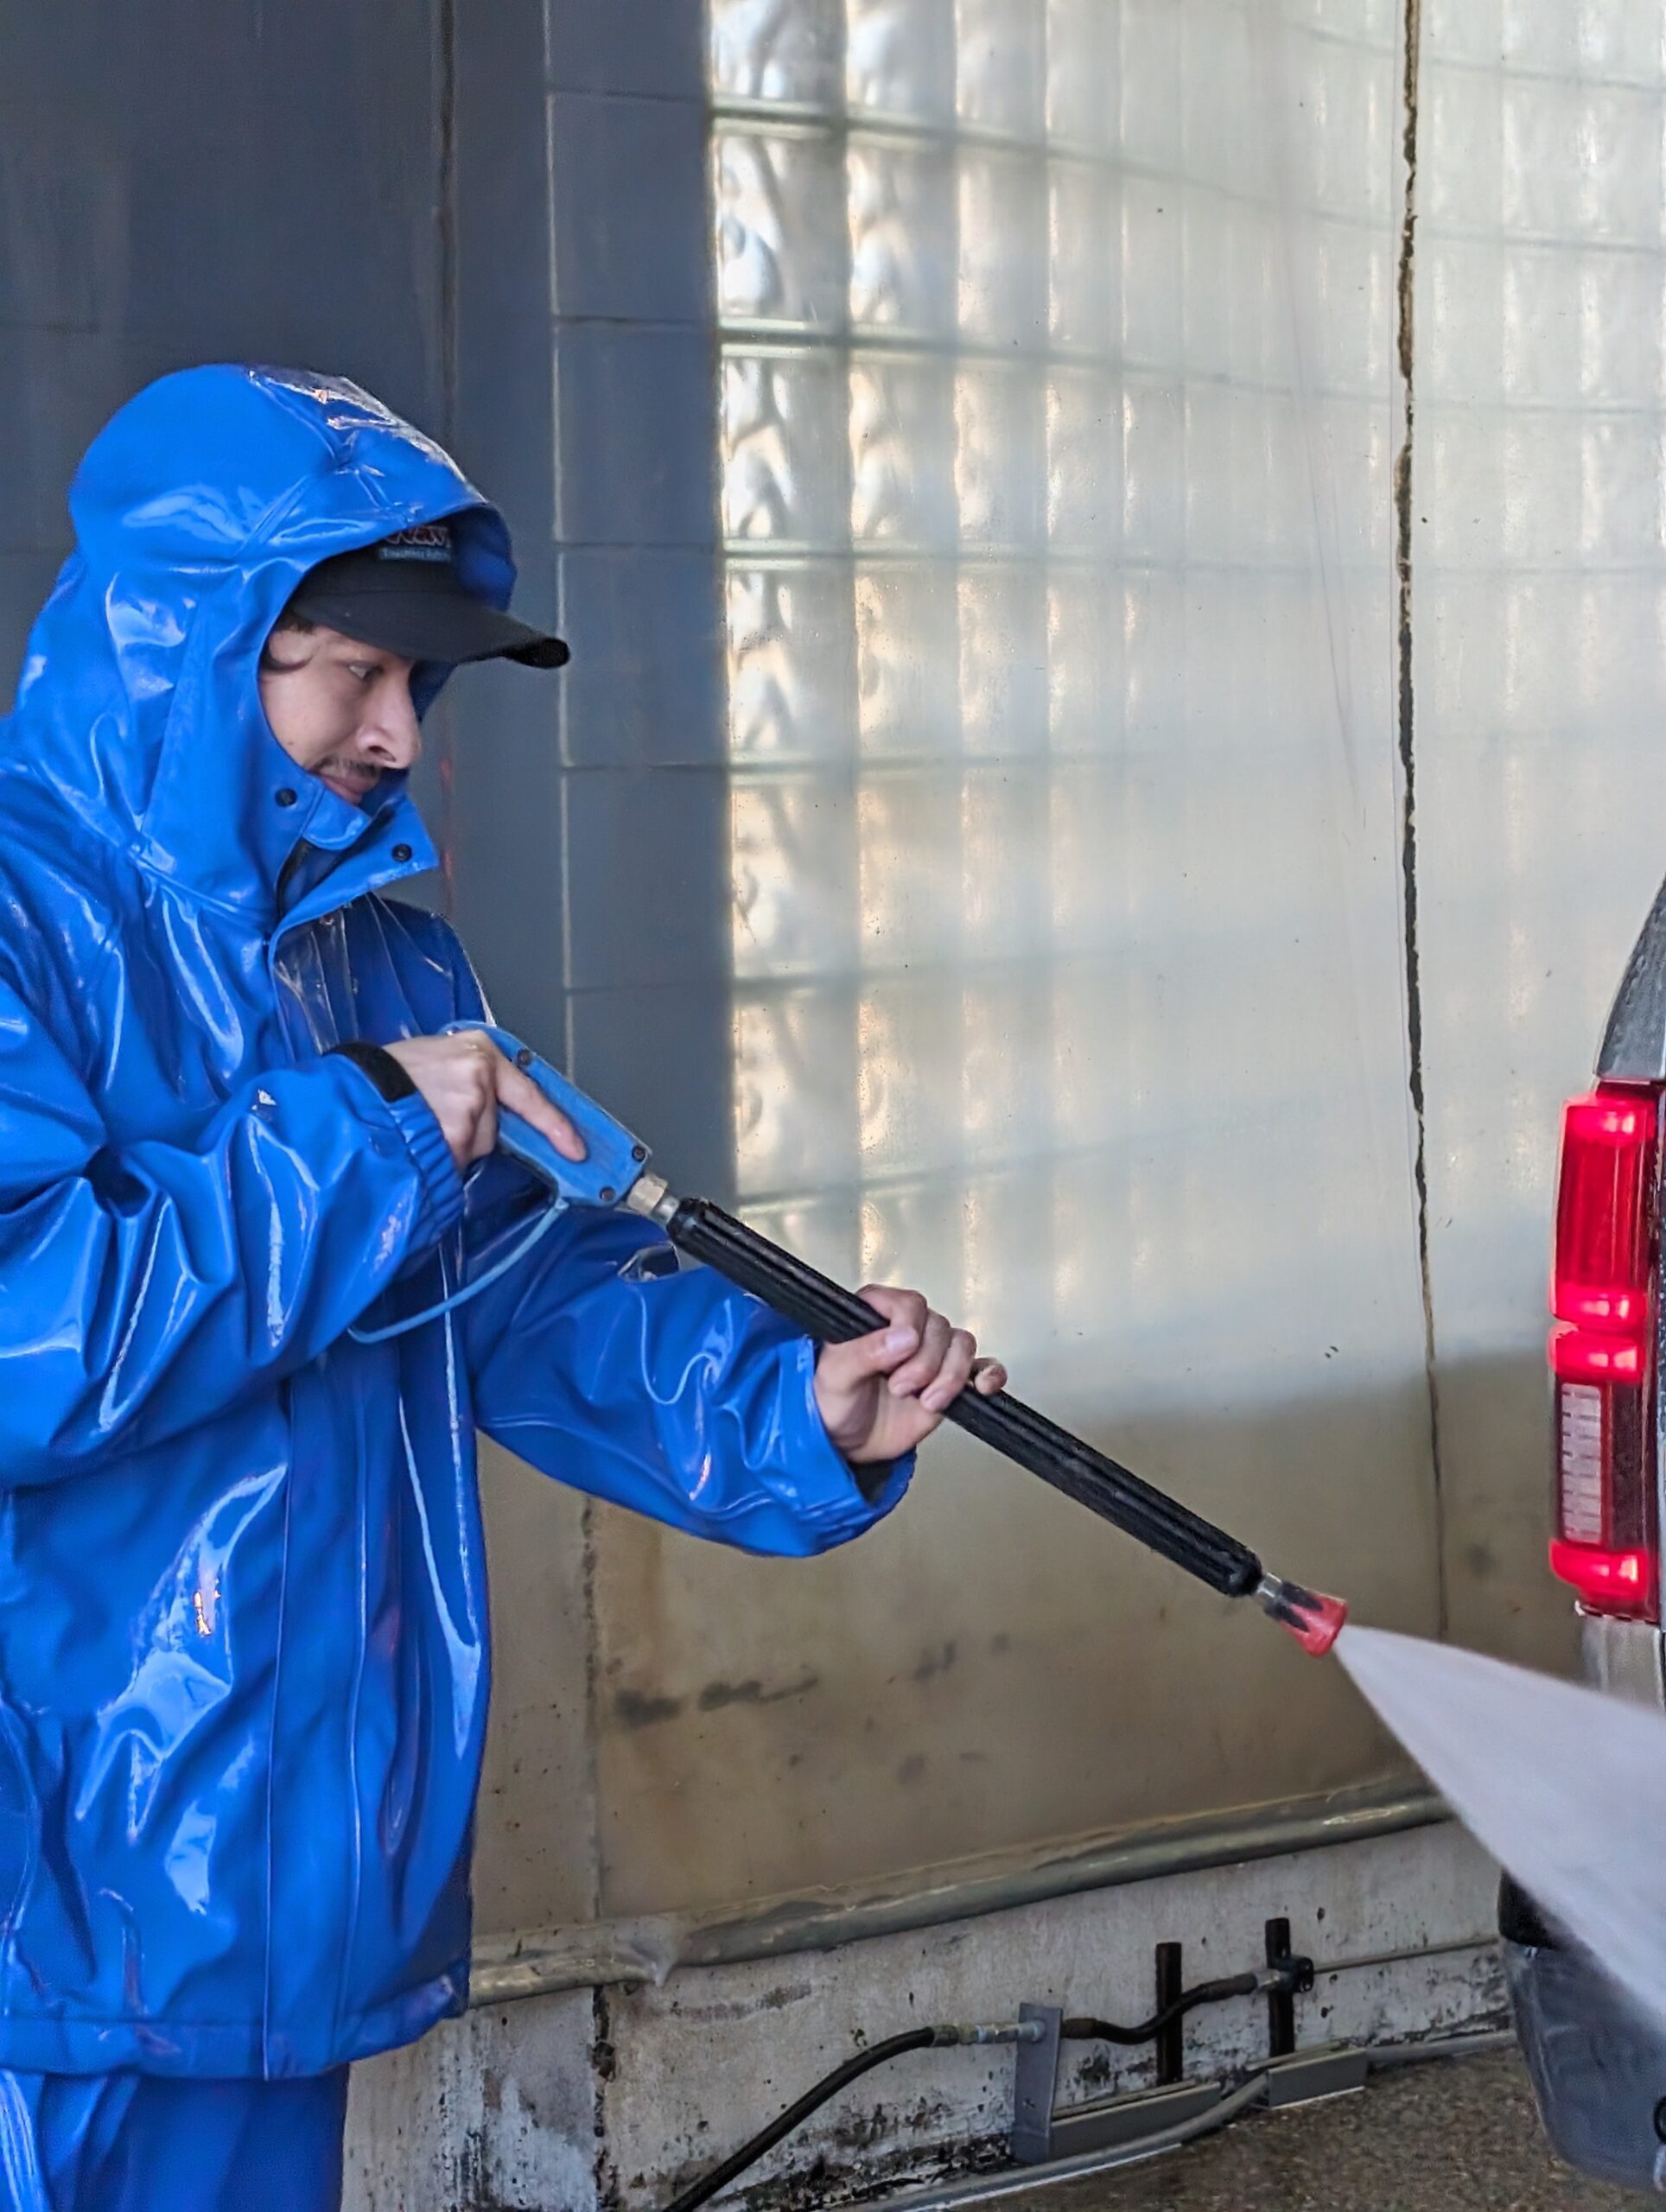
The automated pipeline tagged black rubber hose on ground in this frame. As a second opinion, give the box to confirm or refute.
[658,1971,1278,2212]
[658,2028,939,2212]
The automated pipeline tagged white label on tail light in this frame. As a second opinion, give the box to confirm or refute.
[1560,1383,1606,1542]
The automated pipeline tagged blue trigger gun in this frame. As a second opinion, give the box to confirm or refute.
[347,1027,657,1344]
[440,1021,652,1209]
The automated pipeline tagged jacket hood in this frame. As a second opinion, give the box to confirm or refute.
[3,365,517,917]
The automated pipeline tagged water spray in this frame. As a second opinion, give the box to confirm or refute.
[412,1027,1350,1657]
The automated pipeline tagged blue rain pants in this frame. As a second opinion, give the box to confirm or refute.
[0,2068,347,2211]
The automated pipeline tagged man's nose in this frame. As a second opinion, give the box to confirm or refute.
[363,677,423,769]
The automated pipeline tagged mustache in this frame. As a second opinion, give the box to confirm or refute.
[316,757,383,785]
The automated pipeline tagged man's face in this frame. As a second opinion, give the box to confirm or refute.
[258,621,422,807]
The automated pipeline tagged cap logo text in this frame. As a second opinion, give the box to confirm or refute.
[377,523,453,564]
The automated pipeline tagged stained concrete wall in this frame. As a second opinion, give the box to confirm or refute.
[576,0,1440,1935]
[345,1814,1503,2211]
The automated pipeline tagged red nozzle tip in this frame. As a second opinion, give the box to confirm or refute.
[1257,1573,1349,1656]
[1284,1588,1349,1657]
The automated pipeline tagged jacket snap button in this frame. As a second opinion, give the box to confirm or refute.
[392,843,413,864]
[275,787,298,808]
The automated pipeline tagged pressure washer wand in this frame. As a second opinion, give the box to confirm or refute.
[626,1177,1347,1658]
[450,1023,1349,1657]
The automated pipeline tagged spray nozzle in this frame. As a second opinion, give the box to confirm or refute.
[1256,1572,1349,1656]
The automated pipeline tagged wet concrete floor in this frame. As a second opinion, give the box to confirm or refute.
[1000,2049,1650,2211]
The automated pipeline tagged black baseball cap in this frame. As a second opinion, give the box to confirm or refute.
[284,523,569,668]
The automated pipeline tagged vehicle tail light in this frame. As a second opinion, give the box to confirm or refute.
[1548,1087,1661,1620]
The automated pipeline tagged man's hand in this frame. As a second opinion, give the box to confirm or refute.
[813,1285,1006,1466]
[383,1031,586,1173]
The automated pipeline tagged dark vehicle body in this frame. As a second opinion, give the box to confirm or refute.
[1507,876,1666,2191]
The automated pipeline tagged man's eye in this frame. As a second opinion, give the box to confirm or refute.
[346,664,377,685]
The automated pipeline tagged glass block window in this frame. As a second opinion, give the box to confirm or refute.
[1415,4,1666,1526]
[709,0,1415,1406]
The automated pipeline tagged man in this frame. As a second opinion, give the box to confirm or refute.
[0,367,1002,2210]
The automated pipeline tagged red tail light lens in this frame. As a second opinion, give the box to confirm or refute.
[1548,1539,1656,1613]
[1549,1329,1644,1382]
[1548,1088,1655,1628]
[1548,1085,1660,1621]
[1555,1093,1656,1329]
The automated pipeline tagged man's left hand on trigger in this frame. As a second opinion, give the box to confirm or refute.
[811,1285,1007,1465]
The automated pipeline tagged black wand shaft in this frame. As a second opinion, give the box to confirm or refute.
[662,1195,1262,1601]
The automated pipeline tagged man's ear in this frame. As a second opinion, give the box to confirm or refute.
[258,617,318,676]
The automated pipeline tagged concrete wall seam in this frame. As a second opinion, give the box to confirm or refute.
[1393,0,1445,1641]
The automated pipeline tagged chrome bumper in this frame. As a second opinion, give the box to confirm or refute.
[1580,1611,1666,1710]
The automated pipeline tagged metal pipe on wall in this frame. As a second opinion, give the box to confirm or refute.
[469,1780,1447,2002]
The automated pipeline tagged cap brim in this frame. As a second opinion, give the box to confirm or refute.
[286,586,569,670]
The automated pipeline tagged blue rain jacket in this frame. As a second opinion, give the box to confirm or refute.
[0,366,909,2080]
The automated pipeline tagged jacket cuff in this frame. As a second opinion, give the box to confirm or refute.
[784,1336,914,1540]
[327,1039,418,1103]
[324,1045,464,1247]
[385,1090,467,1246]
